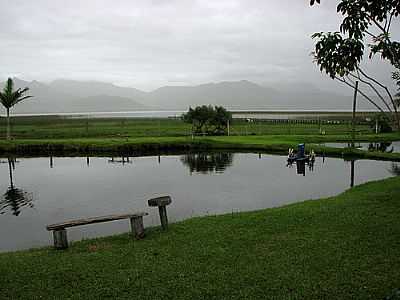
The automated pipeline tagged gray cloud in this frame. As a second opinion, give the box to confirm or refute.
[0,0,397,93]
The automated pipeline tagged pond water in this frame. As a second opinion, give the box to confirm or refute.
[0,153,398,252]
[323,141,400,153]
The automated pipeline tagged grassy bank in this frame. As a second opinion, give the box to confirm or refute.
[1,134,400,161]
[1,176,400,299]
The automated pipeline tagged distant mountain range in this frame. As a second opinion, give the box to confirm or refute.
[0,78,376,114]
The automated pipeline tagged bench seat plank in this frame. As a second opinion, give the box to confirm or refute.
[46,212,148,231]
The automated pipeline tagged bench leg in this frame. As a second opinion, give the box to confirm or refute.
[53,229,68,249]
[130,216,145,239]
[158,205,168,230]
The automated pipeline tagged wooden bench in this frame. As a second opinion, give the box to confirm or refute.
[46,212,148,250]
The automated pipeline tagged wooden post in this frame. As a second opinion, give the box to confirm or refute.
[158,206,168,230]
[351,81,359,148]
[130,216,145,239]
[148,196,172,231]
[53,229,68,249]
[350,160,355,188]
[319,118,322,134]
[227,119,230,136]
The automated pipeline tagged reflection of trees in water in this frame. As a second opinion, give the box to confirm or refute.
[368,142,393,153]
[180,152,234,174]
[0,158,34,216]
[108,157,132,165]
[390,163,400,176]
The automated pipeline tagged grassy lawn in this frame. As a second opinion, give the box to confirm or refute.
[0,115,374,139]
[1,176,399,299]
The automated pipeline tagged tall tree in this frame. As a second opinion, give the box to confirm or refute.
[0,78,33,140]
[310,0,400,130]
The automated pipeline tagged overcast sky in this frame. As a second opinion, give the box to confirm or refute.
[0,0,398,93]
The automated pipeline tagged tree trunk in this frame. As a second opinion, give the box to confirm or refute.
[394,110,400,132]
[6,108,10,140]
[351,81,358,148]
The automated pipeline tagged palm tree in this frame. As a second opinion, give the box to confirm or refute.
[0,78,32,140]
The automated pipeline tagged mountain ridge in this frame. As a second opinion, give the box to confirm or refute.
[0,78,376,114]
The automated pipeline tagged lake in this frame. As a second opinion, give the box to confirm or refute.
[0,153,398,252]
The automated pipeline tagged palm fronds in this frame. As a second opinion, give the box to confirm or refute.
[0,78,32,109]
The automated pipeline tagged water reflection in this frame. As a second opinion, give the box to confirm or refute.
[390,163,400,176]
[286,158,316,176]
[350,160,355,188]
[367,142,393,153]
[324,142,398,153]
[287,155,358,188]
[0,158,34,216]
[180,152,234,174]
[108,157,132,165]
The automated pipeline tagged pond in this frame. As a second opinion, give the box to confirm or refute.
[0,153,398,252]
[323,141,400,153]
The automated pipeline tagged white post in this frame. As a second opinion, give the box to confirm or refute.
[191,121,194,140]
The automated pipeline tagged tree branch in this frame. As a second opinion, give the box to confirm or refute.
[386,11,394,33]
[370,17,387,35]
[365,30,378,39]
[348,71,393,113]
[335,76,386,113]
[358,68,397,113]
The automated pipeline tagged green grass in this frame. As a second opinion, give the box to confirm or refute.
[1,176,400,299]
[0,115,373,139]
[1,116,400,160]
[1,134,400,161]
